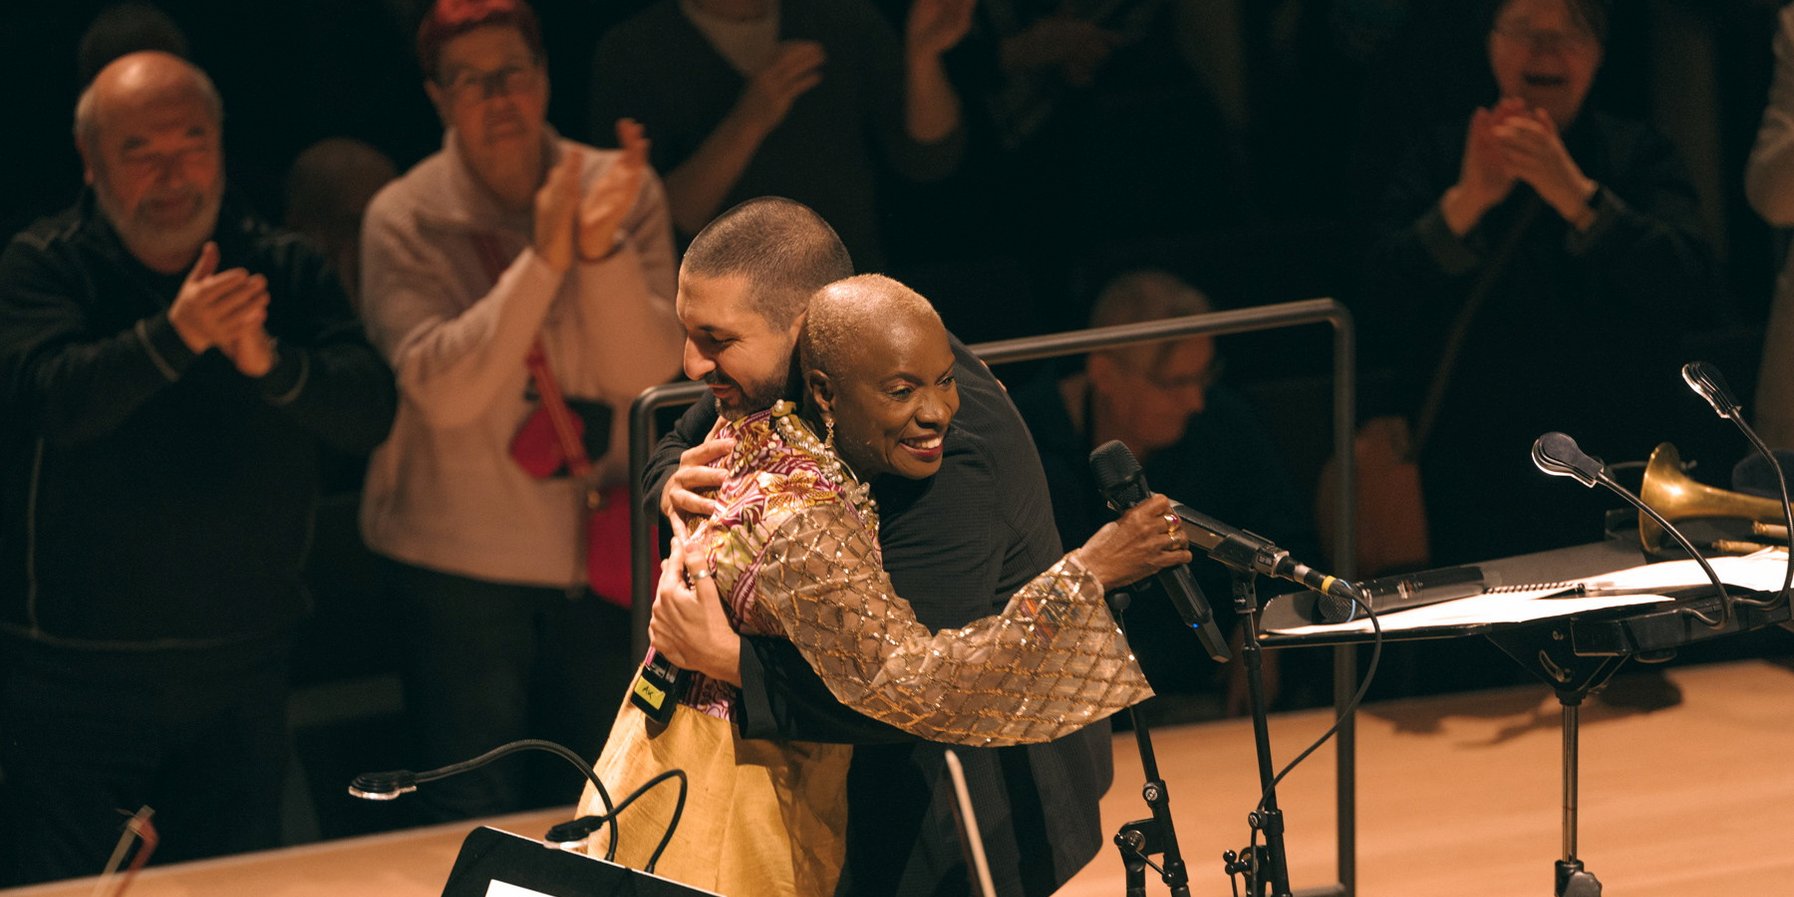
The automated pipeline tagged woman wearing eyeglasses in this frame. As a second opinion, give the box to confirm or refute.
[1360,0,1717,574]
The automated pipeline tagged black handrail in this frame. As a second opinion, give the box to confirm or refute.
[623,296,1357,896]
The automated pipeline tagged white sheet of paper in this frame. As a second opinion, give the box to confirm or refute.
[486,882,557,897]
[1266,549,1789,637]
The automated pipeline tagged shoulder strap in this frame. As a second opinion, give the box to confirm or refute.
[469,233,593,479]
[1411,196,1543,456]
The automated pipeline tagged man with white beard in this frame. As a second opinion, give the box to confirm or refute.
[0,51,395,885]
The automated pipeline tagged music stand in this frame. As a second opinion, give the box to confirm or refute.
[1261,539,1790,897]
[439,826,720,897]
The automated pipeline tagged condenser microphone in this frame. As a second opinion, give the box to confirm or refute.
[1683,360,1743,421]
[1682,360,1793,605]
[1089,440,1230,663]
[1168,502,1364,621]
[1531,431,1736,627]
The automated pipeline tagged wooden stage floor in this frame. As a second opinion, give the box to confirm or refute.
[9,658,1794,896]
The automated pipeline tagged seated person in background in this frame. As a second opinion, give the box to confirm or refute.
[1358,0,1715,567]
[588,0,972,269]
[1011,269,1317,716]
[578,274,1172,897]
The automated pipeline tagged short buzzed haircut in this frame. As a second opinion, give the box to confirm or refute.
[1090,269,1214,372]
[801,274,942,381]
[683,197,854,329]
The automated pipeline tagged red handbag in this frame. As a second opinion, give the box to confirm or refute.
[472,234,655,608]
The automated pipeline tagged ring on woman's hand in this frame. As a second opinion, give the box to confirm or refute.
[689,569,712,582]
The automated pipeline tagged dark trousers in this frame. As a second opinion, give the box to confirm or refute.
[386,560,635,821]
[0,634,292,886]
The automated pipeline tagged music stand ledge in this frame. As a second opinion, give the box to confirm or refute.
[440,826,719,897]
[1261,539,1790,897]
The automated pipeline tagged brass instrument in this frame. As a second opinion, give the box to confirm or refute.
[1638,443,1790,553]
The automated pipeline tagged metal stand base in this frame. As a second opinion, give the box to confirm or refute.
[1556,859,1603,897]
[1486,623,1626,897]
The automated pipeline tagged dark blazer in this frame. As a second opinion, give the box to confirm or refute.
[645,335,1111,897]
[1360,110,1716,564]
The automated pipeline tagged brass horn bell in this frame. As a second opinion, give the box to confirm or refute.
[1638,442,1788,552]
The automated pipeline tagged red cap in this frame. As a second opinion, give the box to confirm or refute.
[416,0,544,81]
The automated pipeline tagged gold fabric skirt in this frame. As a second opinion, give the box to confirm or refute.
[577,697,853,897]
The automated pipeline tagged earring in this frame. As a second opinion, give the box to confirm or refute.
[824,416,836,452]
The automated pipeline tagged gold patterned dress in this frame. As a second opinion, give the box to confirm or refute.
[577,402,1152,896]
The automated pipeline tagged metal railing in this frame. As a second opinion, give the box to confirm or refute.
[624,297,1358,896]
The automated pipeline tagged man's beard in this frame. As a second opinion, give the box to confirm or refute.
[706,370,788,419]
[97,184,222,271]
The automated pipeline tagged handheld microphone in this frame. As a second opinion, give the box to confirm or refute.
[1089,441,1230,663]
[1168,502,1365,622]
[1531,431,1734,627]
[1683,361,1793,606]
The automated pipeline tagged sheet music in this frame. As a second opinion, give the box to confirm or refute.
[1267,549,1789,636]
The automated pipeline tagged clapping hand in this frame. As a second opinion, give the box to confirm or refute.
[533,147,584,273]
[1489,104,1598,228]
[578,118,650,263]
[732,41,826,136]
[168,241,275,376]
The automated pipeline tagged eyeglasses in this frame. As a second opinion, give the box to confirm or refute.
[439,62,540,100]
[1128,355,1225,394]
[1491,22,1597,54]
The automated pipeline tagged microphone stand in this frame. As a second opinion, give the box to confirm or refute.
[1223,569,1293,897]
[1109,590,1194,897]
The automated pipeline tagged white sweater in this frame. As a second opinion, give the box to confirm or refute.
[357,131,681,587]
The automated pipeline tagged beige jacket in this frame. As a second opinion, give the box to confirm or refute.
[357,131,680,587]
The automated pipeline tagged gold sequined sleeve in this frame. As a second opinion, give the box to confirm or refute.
[746,500,1155,747]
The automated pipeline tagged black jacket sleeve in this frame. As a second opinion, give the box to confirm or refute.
[0,232,199,447]
[641,398,720,517]
[258,236,396,454]
[734,635,915,744]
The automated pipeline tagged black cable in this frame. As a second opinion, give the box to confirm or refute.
[1252,590,1383,819]
[545,768,688,871]
[351,738,618,859]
